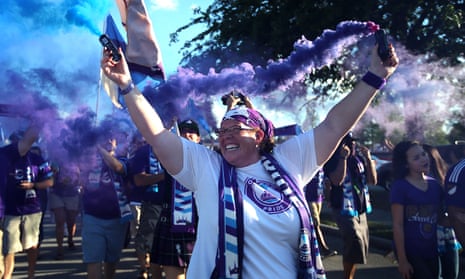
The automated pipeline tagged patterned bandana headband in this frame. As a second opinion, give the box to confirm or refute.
[222,107,274,139]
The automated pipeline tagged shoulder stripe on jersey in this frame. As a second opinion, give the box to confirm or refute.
[448,160,465,183]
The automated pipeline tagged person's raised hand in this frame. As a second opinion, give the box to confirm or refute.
[368,44,399,79]
[100,48,132,89]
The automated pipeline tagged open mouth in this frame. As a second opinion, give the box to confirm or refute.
[225,144,239,151]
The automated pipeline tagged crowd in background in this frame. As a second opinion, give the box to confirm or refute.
[2,104,465,279]
[3,37,465,279]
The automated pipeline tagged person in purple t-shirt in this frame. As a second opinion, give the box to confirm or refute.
[390,140,443,279]
[80,138,132,279]
[2,126,54,279]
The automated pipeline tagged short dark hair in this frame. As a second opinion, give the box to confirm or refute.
[8,130,25,143]
[178,119,200,136]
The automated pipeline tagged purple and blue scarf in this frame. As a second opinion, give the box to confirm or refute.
[212,154,325,279]
[171,179,197,233]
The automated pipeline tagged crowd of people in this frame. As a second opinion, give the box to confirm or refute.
[97,31,399,279]
[0,38,399,279]
[0,117,203,279]
[4,8,465,278]
[2,30,465,279]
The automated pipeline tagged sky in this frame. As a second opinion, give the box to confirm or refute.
[0,0,464,165]
[141,0,212,75]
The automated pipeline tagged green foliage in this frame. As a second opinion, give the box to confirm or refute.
[173,0,464,67]
[381,1,465,64]
[448,122,465,143]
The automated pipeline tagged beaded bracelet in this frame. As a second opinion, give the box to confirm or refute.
[362,71,386,90]
[120,82,135,96]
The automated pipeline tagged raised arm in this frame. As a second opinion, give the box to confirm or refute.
[359,145,377,185]
[100,51,183,175]
[314,46,398,165]
[326,146,350,186]
[97,145,126,174]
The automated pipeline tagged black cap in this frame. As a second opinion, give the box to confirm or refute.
[178,119,200,135]
[8,130,25,143]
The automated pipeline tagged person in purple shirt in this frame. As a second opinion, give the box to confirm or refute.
[80,138,132,279]
[2,126,54,279]
[390,140,443,279]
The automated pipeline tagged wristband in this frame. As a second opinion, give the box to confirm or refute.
[120,82,135,96]
[362,71,386,90]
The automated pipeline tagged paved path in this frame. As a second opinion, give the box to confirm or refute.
[12,215,139,279]
[11,211,402,279]
[10,187,465,278]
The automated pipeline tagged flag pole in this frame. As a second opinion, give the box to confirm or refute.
[96,72,102,124]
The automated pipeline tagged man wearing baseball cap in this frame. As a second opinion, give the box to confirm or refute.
[178,120,200,143]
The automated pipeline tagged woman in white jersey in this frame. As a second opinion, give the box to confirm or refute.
[100,44,398,279]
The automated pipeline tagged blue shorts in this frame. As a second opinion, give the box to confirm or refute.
[81,214,128,263]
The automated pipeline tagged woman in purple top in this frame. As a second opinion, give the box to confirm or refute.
[390,141,443,279]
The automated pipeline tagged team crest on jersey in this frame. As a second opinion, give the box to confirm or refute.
[244,177,291,214]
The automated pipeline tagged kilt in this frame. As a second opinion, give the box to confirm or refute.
[150,201,196,267]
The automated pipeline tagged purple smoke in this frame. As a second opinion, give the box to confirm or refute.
[141,21,378,127]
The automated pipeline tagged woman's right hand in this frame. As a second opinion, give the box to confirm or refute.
[100,48,132,89]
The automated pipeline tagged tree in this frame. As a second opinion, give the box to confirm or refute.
[173,0,464,69]
[381,1,464,65]
[171,0,380,71]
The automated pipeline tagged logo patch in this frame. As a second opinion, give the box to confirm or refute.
[244,178,291,214]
